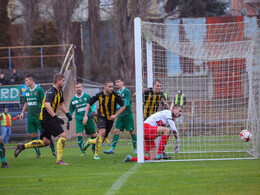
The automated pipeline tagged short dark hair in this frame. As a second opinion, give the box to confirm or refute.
[104,81,113,86]
[173,104,183,109]
[25,74,34,80]
[115,77,124,82]
[74,82,81,86]
[53,73,65,84]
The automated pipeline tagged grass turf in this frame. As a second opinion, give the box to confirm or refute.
[1,141,259,195]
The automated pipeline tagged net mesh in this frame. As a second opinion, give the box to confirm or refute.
[138,18,260,161]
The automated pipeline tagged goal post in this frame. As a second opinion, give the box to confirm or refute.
[134,17,260,162]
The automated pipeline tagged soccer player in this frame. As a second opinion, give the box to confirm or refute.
[143,79,168,120]
[103,78,137,154]
[14,73,72,165]
[67,82,97,156]
[123,105,182,162]
[19,74,56,158]
[82,81,126,160]
[0,136,10,168]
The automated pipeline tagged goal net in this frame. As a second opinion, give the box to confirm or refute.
[134,17,260,162]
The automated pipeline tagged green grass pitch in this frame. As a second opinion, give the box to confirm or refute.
[1,141,259,195]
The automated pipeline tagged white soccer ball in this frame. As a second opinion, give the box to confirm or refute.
[240,130,252,142]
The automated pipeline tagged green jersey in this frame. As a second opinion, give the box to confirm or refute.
[24,85,45,118]
[69,93,96,120]
[117,87,132,117]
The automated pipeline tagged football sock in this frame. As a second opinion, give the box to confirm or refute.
[111,134,119,150]
[105,138,111,144]
[32,137,41,155]
[49,139,56,153]
[77,136,84,152]
[131,133,137,149]
[95,136,103,156]
[91,136,96,152]
[56,138,66,163]
[131,156,150,162]
[0,143,6,163]
[25,140,45,149]
[158,135,169,154]
[88,138,97,144]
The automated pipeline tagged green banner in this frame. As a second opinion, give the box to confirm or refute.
[0,86,21,103]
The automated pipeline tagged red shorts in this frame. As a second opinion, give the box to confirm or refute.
[143,123,158,152]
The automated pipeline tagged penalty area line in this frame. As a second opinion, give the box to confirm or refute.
[105,163,141,195]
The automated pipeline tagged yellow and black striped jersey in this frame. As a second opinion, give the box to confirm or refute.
[39,86,64,120]
[143,88,166,118]
[88,90,124,120]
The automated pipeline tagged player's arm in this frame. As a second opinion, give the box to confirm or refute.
[20,102,28,120]
[110,93,125,121]
[161,94,169,109]
[83,95,98,125]
[168,119,180,142]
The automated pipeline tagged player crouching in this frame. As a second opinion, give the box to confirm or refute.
[123,105,182,162]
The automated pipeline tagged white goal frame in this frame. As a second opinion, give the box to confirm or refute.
[134,17,260,163]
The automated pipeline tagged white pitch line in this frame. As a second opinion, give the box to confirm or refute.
[105,163,141,195]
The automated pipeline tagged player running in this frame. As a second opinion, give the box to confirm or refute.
[123,105,182,162]
[20,74,56,158]
[103,78,137,154]
[67,82,97,156]
[82,81,125,160]
[14,73,72,165]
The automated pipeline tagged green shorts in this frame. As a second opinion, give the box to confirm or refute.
[27,118,42,134]
[115,114,134,132]
[76,118,96,135]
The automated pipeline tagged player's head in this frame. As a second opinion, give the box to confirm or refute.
[25,74,35,87]
[171,105,183,119]
[104,81,114,95]
[153,79,162,93]
[74,82,82,95]
[177,90,182,95]
[53,73,65,89]
[115,77,124,90]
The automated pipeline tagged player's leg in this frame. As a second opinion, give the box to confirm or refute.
[28,118,41,158]
[0,136,10,168]
[126,114,137,152]
[85,118,96,154]
[56,132,68,165]
[93,129,105,159]
[76,119,85,155]
[156,127,171,159]
[103,128,120,154]
[14,120,50,158]
[36,118,56,156]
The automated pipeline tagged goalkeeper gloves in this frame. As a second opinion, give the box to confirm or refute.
[53,115,64,125]
[66,113,72,121]
[66,122,70,130]
[174,142,181,153]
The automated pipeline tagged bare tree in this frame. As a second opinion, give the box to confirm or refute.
[111,0,154,85]
[88,0,102,81]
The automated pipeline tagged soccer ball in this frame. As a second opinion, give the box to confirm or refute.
[240,130,252,142]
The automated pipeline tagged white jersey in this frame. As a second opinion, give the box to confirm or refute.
[144,110,177,133]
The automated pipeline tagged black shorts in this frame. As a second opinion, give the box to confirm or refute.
[40,118,64,140]
[97,115,114,137]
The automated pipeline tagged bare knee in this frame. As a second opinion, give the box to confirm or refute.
[59,132,67,139]
[77,132,83,137]
[164,128,170,136]
[114,129,120,135]
[42,138,50,146]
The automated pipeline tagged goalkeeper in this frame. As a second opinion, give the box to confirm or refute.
[123,105,182,162]
[67,82,97,156]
